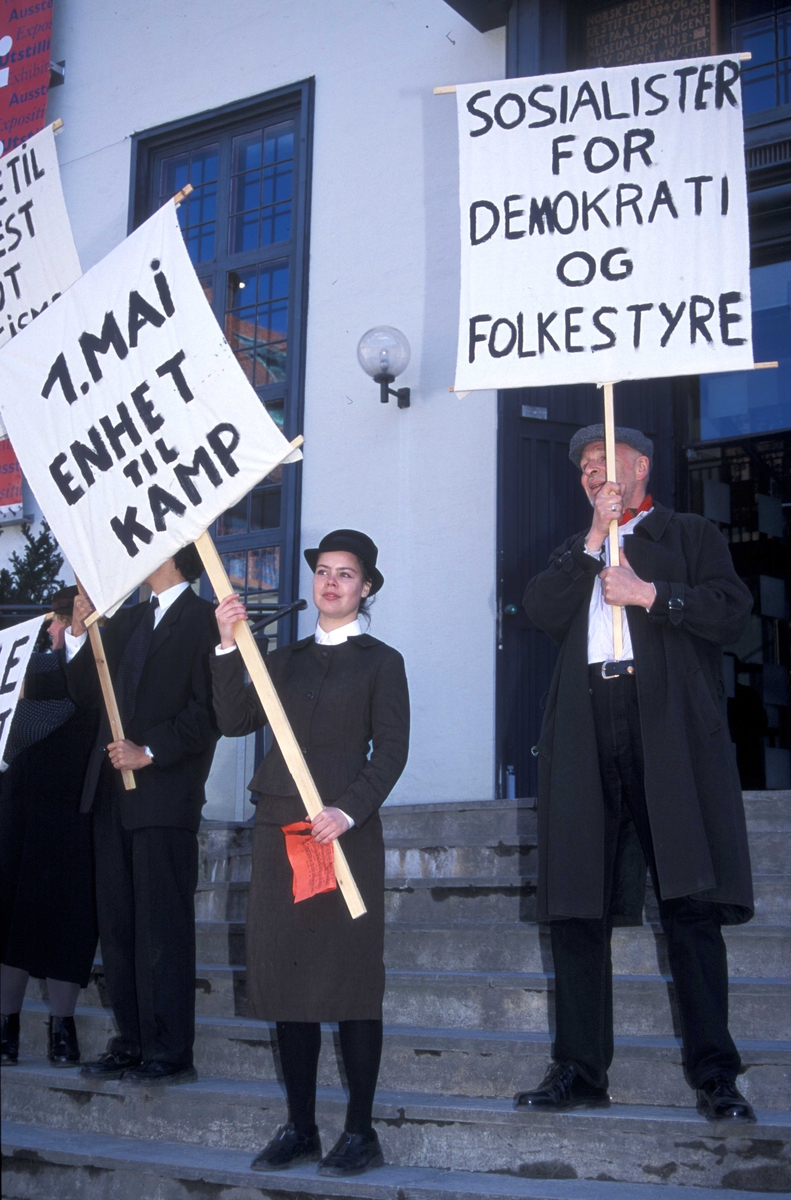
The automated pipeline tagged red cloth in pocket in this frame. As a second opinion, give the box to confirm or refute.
[281,821,337,903]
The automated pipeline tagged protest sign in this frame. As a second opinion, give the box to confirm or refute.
[0,433,22,505]
[0,122,81,352]
[0,0,53,156]
[0,613,44,762]
[0,200,300,618]
[454,54,753,392]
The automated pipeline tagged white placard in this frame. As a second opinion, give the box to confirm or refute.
[0,202,301,617]
[0,124,82,352]
[454,55,754,391]
[0,615,45,763]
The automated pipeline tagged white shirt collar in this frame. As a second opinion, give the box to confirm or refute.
[315,617,362,646]
[151,580,190,617]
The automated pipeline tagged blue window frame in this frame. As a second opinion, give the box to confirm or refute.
[731,1,791,113]
[129,82,314,646]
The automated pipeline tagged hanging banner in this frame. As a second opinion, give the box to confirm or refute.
[0,201,301,617]
[0,613,45,761]
[0,0,52,157]
[0,435,22,505]
[454,54,754,392]
[0,123,81,352]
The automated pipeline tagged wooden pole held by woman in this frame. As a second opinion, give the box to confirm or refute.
[195,513,367,920]
[602,382,624,660]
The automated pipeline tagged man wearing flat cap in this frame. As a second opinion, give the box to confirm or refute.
[519,424,755,1122]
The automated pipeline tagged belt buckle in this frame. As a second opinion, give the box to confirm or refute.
[601,661,634,679]
[601,661,619,680]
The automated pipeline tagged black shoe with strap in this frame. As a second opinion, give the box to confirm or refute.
[1,1013,20,1065]
[250,1123,322,1171]
[696,1075,756,1122]
[317,1130,385,1176]
[48,1016,80,1066]
[515,1061,610,1111]
[123,1060,197,1087]
[80,1050,141,1080]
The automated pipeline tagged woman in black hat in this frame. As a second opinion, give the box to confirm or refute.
[211,530,409,1177]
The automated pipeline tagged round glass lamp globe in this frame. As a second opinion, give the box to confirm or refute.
[357,326,410,379]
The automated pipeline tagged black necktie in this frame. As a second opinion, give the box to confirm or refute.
[115,597,159,727]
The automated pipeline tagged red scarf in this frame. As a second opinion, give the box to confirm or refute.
[619,494,652,527]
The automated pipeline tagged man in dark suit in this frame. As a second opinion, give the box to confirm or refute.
[66,544,218,1085]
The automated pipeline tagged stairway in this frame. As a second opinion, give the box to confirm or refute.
[2,793,790,1198]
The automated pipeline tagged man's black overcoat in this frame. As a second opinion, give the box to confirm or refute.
[523,503,754,925]
[69,588,219,831]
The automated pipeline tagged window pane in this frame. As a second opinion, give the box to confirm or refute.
[160,143,219,265]
[216,496,248,537]
[733,15,777,65]
[266,400,285,428]
[229,121,294,254]
[224,263,289,387]
[220,550,247,592]
[199,276,213,305]
[247,546,280,602]
[250,486,282,531]
[741,63,779,111]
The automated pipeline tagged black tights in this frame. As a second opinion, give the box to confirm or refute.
[276,1019,383,1136]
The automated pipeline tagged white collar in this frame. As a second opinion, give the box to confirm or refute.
[315,617,362,646]
[151,580,190,615]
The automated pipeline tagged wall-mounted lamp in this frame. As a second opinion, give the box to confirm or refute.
[357,326,410,408]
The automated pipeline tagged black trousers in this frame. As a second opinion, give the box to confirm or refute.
[549,670,741,1090]
[93,770,198,1066]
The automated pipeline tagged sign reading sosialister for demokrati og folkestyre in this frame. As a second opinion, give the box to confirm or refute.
[454,55,754,391]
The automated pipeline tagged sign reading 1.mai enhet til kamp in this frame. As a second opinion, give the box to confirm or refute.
[454,54,754,392]
[0,201,300,619]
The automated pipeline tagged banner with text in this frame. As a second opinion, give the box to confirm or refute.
[454,55,753,391]
[0,201,301,616]
[0,613,44,762]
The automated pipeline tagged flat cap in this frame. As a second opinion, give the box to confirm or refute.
[569,424,653,468]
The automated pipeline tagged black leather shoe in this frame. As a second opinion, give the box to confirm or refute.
[318,1130,384,1176]
[80,1050,141,1079]
[124,1060,197,1086]
[250,1123,322,1171]
[1,1013,20,1065]
[697,1075,756,1123]
[515,1061,610,1111]
[48,1016,80,1066]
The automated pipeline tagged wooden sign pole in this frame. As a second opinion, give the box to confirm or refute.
[74,578,136,791]
[602,382,624,660]
[194,448,366,920]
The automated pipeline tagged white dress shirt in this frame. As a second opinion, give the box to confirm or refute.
[215,614,362,829]
[64,581,191,662]
[585,508,652,664]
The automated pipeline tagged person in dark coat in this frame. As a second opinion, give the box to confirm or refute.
[211,529,409,1177]
[0,588,99,1068]
[66,544,219,1086]
[518,424,755,1123]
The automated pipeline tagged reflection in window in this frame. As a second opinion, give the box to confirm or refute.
[220,546,280,604]
[225,263,289,387]
[160,145,219,264]
[732,2,791,113]
[698,261,791,439]
[230,122,294,253]
[216,467,282,537]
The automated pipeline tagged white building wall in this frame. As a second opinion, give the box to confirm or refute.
[39,0,505,807]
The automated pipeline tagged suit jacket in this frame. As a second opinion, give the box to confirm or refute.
[210,633,409,828]
[69,588,219,832]
[523,503,754,924]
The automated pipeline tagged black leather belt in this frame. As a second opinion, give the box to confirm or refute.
[591,660,636,680]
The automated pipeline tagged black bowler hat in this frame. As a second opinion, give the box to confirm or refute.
[304,529,384,594]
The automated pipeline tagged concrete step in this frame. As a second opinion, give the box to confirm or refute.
[742,790,791,832]
[80,961,791,1039]
[3,1069,790,1190]
[16,1003,791,1111]
[193,918,791,979]
[6,1121,780,1200]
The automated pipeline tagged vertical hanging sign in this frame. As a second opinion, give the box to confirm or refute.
[0,0,53,157]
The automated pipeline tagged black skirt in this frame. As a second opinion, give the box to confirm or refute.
[0,716,98,986]
[246,795,385,1022]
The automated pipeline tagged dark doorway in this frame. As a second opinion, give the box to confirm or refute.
[496,378,684,798]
